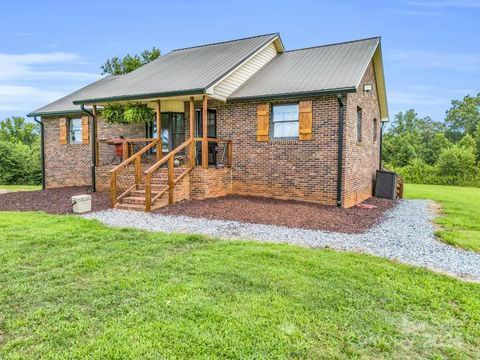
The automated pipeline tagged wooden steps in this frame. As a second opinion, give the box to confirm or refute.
[110,138,232,212]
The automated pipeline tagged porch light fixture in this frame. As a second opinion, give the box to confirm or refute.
[363,84,373,93]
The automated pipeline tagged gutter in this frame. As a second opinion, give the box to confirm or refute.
[33,117,45,190]
[73,88,205,105]
[336,94,345,207]
[227,87,357,103]
[81,104,96,192]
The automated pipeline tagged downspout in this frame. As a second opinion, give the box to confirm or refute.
[379,122,384,169]
[336,94,345,207]
[33,117,45,190]
[80,104,96,192]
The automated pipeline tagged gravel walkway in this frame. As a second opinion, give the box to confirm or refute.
[84,200,480,281]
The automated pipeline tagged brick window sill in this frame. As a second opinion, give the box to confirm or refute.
[268,139,300,145]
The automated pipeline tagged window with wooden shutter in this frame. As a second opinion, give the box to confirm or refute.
[257,103,270,142]
[298,100,313,141]
[82,115,90,145]
[59,118,67,144]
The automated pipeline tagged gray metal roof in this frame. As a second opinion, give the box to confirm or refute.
[229,37,380,100]
[28,76,119,117]
[73,33,280,104]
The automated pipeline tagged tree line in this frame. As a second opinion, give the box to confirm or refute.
[383,93,480,187]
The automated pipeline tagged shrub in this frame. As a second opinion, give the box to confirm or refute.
[0,140,41,184]
[388,159,436,184]
[436,145,476,184]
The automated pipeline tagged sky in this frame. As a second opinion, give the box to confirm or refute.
[1,0,479,123]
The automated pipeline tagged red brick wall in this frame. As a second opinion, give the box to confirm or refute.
[343,61,381,207]
[186,96,341,206]
[42,115,144,189]
[190,167,232,200]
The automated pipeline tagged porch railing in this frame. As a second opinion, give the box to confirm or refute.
[110,138,161,208]
[110,137,233,211]
[143,138,195,211]
[194,137,233,168]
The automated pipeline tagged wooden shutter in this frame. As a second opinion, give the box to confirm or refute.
[257,103,270,142]
[59,118,67,144]
[299,100,313,140]
[81,115,90,145]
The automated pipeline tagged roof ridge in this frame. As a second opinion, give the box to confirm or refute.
[172,33,279,52]
[284,36,380,53]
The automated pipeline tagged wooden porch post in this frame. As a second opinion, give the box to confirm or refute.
[155,100,162,160]
[92,105,99,166]
[202,95,208,168]
[189,96,196,167]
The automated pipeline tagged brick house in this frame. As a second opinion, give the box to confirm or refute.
[28,33,389,210]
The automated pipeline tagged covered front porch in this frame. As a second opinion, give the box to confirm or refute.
[88,95,233,211]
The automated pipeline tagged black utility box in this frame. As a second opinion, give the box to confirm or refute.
[375,170,398,199]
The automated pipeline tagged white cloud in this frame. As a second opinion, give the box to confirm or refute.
[387,49,480,73]
[408,0,480,8]
[391,9,445,16]
[0,52,98,81]
[0,51,101,118]
[0,85,65,112]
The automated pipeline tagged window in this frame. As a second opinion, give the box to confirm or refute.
[69,118,82,144]
[272,104,299,139]
[373,118,378,142]
[356,107,362,143]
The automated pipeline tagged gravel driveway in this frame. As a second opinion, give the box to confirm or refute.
[84,200,480,281]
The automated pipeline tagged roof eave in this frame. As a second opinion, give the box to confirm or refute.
[73,88,206,105]
[227,87,357,103]
[27,109,87,118]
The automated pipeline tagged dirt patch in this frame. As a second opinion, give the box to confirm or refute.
[154,195,396,233]
[0,186,110,215]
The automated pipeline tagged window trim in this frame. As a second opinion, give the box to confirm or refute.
[68,117,83,145]
[270,103,300,140]
[356,107,362,144]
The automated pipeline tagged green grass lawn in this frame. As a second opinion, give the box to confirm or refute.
[405,184,480,253]
[0,184,41,192]
[0,212,479,358]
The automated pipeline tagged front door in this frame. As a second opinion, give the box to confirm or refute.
[195,109,217,165]
[149,112,185,153]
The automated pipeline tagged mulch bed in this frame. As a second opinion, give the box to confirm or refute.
[155,195,396,233]
[1,187,396,233]
[0,186,110,215]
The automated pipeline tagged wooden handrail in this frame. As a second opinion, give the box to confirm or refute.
[110,138,160,208]
[110,138,160,173]
[112,136,233,211]
[193,137,230,143]
[144,138,193,175]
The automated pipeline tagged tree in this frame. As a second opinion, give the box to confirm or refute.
[459,133,476,152]
[445,93,480,141]
[475,122,480,162]
[0,116,39,146]
[0,140,40,184]
[101,47,161,75]
[421,132,451,165]
[383,110,446,166]
[436,145,476,183]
